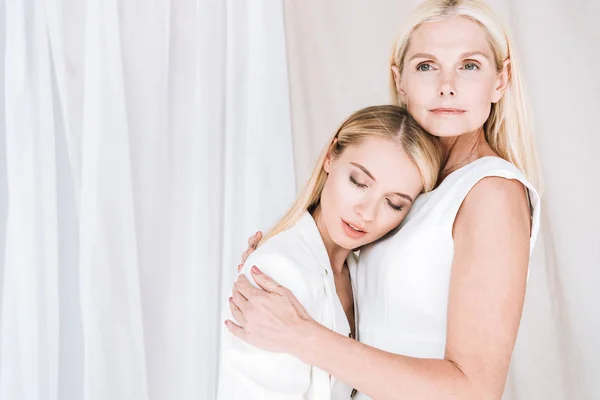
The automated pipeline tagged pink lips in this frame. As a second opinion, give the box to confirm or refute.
[430,107,466,115]
[341,219,367,239]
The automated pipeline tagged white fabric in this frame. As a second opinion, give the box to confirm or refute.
[354,157,540,399]
[283,2,600,399]
[218,211,356,400]
[2,2,60,399]
[1,1,294,399]
[356,157,540,390]
[1,1,599,399]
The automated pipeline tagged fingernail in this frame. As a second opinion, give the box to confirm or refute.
[224,320,228,326]
[251,265,260,274]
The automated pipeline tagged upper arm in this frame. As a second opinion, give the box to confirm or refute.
[240,251,317,316]
[226,252,316,394]
[445,177,531,397]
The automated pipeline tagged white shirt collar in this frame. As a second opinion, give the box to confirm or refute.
[294,211,331,273]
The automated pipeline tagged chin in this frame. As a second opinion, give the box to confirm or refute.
[335,240,357,251]
[332,233,363,251]
[424,124,469,138]
[416,115,468,136]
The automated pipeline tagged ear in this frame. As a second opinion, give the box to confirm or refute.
[323,138,337,173]
[492,58,511,104]
[391,65,406,104]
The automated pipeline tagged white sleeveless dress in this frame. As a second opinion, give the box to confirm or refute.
[353,157,541,400]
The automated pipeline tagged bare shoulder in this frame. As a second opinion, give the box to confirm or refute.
[454,176,530,238]
[469,175,528,199]
[464,175,529,211]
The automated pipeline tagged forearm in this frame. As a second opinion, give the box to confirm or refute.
[293,321,491,400]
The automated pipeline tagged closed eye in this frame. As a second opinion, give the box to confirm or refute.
[387,199,403,212]
[349,175,368,188]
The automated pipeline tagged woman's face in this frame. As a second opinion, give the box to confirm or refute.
[318,137,423,250]
[395,17,509,138]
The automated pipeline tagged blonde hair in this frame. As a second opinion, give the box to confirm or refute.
[389,0,542,191]
[260,105,443,245]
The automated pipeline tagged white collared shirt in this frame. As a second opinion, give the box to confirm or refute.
[218,211,357,400]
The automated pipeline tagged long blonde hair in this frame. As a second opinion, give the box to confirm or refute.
[260,105,443,245]
[389,0,542,191]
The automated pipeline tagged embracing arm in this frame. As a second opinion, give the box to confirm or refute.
[232,177,531,400]
[300,177,530,399]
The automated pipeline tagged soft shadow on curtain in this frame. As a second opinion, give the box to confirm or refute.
[0,1,295,399]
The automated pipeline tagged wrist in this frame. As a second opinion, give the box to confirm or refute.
[291,319,326,364]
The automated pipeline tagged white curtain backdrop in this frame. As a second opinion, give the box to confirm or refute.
[1,0,599,399]
[0,0,294,399]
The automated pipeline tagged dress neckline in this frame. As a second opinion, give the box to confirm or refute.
[435,156,505,191]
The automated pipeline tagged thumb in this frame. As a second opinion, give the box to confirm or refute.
[251,266,282,294]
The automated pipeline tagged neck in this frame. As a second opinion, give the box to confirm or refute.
[439,127,494,178]
[311,207,350,275]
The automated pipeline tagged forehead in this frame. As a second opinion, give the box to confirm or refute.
[340,138,418,178]
[407,17,493,58]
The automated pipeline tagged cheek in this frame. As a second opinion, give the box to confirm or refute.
[374,211,405,236]
[464,84,494,124]
[321,174,358,217]
[404,78,433,107]
[463,77,496,105]
[467,79,492,98]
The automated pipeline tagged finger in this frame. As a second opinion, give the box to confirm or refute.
[248,233,258,247]
[225,320,245,340]
[242,248,256,265]
[250,266,284,294]
[237,263,243,272]
[229,297,247,326]
[236,274,266,299]
[244,248,255,263]
[254,231,263,246]
[249,231,263,249]
[241,249,249,264]
[232,285,249,311]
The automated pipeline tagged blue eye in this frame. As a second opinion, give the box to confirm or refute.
[463,62,480,70]
[349,175,367,188]
[416,63,433,72]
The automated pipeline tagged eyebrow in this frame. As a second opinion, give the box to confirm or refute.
[408,50,491,62]
[350,162,414,203]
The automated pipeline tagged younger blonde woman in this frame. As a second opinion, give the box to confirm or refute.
[226,0,542,399]
[218,105,442,399]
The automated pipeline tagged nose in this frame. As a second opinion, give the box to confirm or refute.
[354,196,377,223]
[438,70,456,97]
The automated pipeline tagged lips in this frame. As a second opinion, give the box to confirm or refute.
[341,219,367,239]
[430,107,466,115]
